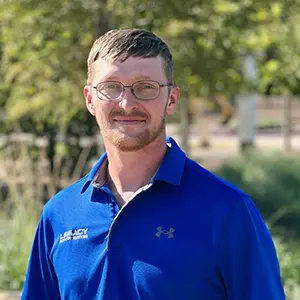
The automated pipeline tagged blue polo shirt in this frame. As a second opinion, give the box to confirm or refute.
[22,137,285,300]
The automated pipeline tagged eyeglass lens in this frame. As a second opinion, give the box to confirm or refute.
[96,80,160,100]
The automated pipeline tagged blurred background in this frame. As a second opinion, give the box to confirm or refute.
[1,0,300,298]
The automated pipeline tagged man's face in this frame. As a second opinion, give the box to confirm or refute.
[84,56,179,151]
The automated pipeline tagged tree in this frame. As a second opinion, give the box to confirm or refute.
[0,0,115,170]
[0,0,98,135]
[1,0,300,136]
[107,0,300,96]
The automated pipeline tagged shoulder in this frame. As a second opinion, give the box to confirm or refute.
[42,174,90,219]
[182,158,268,243]
[182,157,250,211]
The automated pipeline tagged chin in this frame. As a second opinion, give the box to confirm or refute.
[112,136,151,152]
[109,131,159,152]
[101,120,166,152]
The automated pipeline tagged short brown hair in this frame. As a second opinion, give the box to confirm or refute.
[87,28,173,84]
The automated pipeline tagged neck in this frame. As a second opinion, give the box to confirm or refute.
[105,135,167,196]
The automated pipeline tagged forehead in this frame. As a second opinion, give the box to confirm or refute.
[92,56,166,83]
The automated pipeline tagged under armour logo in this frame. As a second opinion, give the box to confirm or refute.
[155,226,175,239]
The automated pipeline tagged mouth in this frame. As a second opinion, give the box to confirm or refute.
[113,119,146,125]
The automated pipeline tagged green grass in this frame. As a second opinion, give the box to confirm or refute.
[0,143,42,291]
[0,140,86,291]
[0,209,37,290]
[274,236,300,299]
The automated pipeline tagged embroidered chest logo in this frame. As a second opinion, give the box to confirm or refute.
[156,226,175,239]
[59,228,89,244]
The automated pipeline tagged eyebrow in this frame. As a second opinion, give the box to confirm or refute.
[103,75,153,82]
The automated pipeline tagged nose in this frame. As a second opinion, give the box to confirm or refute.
[118,88,139,112]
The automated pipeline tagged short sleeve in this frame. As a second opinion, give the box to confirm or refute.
[21,210,61,300]
[217,196,285,299]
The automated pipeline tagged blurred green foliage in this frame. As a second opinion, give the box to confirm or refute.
[1,0,300,135]
[215,151,300,298]
[274,236,300,299]
[215,151,300,237]
[0,209,37,291]
[0,1,96,134]
[1,1,300,295]
[108,0,300,95]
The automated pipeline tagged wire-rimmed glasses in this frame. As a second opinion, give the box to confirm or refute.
[93,80,173,101]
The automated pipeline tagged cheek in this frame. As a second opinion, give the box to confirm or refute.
[94,103,112,124]
[95,102,111,114]
[150,102,168,120]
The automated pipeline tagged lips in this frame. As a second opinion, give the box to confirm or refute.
[114,119,146,125]
[111,111,148,125]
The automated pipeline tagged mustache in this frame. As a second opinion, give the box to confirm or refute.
[110,110,149,119]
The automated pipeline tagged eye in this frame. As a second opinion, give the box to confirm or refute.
[103,83,122,90]
[135,82,157,90]
[95,82,123,100]
[144,84,155,89]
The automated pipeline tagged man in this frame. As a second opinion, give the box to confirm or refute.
[22,28,285,299]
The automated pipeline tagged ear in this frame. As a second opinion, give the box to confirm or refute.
[84,85,96,116]
[166,85,180,116]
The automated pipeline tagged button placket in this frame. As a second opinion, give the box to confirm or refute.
[107,181,154,250]
[108,210,122,250]
[107,193,123,249]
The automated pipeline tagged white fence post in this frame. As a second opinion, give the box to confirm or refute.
[237,94,257,152]
[238,54,258,152]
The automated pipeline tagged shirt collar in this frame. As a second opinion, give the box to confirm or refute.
[81,152,107,193]
[153,136,186,186]
[80,136,186,193]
